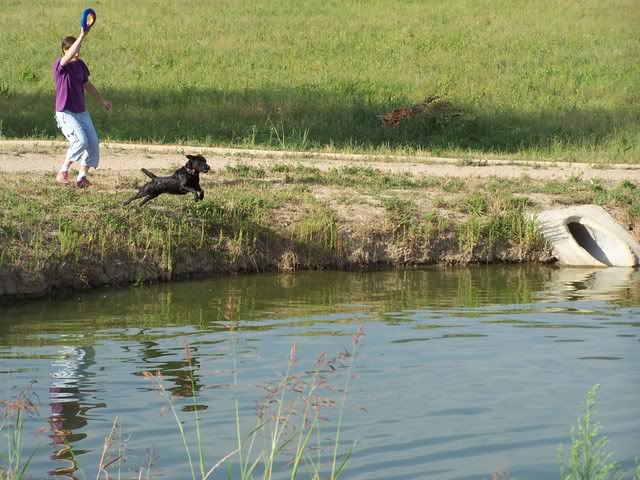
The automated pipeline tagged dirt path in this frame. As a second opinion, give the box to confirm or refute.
[1,140,638,182]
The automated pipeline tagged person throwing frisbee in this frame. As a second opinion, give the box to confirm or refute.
[53,15,111,188]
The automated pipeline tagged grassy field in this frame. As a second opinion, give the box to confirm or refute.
[1,0,639,162]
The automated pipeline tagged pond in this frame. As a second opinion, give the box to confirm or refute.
[1,266,639,479]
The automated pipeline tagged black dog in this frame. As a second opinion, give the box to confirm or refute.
[123,154,210,206]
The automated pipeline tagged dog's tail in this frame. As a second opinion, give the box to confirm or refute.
[141,168,157,179]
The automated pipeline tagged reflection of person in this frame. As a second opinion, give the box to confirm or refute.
[53,27,111,188]
[48,346,96,478]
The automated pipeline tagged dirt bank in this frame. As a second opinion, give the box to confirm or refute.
[1,141,637,300]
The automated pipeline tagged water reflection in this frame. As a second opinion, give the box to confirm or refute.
[136,340,205,403]
[2,267,639,342]
[48,345,102,479]
[542,267,637,302]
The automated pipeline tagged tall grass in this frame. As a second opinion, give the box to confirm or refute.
[1,0,639,161]
[292,198,339,253]
[0,325,362,480]
[381,196,418,238]
[454,193,545,257]
[229,305,362,480]
[3,352,640,479]
[141,297,363,480]
[0,393,41,480]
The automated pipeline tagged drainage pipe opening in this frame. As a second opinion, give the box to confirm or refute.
[537,205,640,267]
[567,222,613,266]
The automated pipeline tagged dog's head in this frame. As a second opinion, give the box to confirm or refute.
[185,154,210,175]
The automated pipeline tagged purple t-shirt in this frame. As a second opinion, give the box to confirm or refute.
[53,58,90,113]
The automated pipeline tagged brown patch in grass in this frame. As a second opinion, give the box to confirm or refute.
[381,96,462,128]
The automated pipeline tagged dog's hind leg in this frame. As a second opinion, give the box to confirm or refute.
[141,168,158,180]
[122,192,142,206]
[138,192,161,207]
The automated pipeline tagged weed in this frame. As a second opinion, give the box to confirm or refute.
[58,218,82,260]
[242,125,258,147]
[0,81,10,98]
[293,200,339,252]
[293,126,311,150]
[457,212,482,255]
[269,163,292,174]
[143,339,218,480]
[0,392,41,480]
[461,192,490,215]
[226,163,266,179]
[432,195,447,209]
[268,116,287,150]
[139,297,362,480]
[441,178,466,193]
[458,159,489,167]
[381,196,418,237]
[324,166,418,192]
[95,417,129,480]
[558,385,625,480]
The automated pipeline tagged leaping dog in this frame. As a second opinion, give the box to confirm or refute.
[122,154,210,207]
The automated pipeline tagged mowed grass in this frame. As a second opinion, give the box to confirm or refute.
[1,0,639,162]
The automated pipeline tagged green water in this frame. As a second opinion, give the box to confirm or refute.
[1,266,639,479]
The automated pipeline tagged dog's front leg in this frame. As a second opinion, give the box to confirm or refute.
[181,186,201,202]
[198,189,205,200]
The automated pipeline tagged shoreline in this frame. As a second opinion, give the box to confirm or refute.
[0,238,555,301]
[1,142,637,301]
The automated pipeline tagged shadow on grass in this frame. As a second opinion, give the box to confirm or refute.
[2,85,638,155]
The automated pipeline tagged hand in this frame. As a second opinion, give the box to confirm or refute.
[101,99,112,112]
[79,28,88,38]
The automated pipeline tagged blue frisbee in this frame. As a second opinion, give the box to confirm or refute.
[81,8,97,32]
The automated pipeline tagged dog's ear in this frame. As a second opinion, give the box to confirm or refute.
[186,154,196,160]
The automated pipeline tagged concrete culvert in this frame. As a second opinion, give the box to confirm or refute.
[537,205,640,267]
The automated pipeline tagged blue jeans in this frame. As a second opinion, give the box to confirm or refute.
[55,110,100,168]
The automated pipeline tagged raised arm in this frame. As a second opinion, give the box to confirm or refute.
[60,29,87,67]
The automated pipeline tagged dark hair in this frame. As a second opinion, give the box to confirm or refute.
[61,36,76,52]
